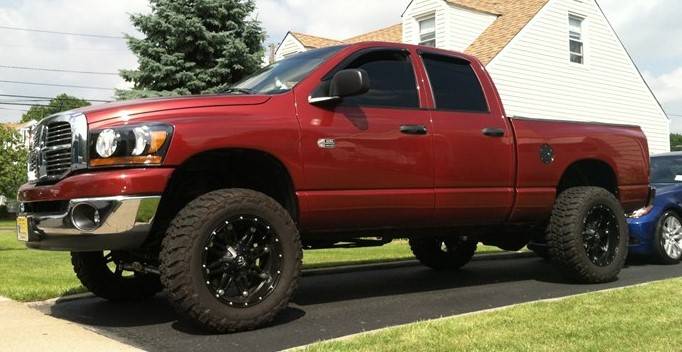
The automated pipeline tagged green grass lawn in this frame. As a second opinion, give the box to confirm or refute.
[0,227,86,302]
[0,220,503,301]
[304,278,682,352]
[304,241,501,269]
[0,220,16,229]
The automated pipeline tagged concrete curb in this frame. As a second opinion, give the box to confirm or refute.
[26,292,95,308]
[285,279,671,351]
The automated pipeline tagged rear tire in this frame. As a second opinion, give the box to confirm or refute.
[159,189,302,333]
[409,237,477,270]
[652,211,682,265]
[547,187,628,283]
[71,251,162,301]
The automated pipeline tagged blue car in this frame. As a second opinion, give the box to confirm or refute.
[628,152,682,264]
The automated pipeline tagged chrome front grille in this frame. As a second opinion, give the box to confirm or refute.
[46,122,72,146]
[44,122,73,176]
[28,113,88,183]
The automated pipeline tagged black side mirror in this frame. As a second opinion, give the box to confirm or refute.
[309,68,370,105]
[330,69,370,97]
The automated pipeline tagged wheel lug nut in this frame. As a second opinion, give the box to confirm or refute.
[242,291,249,296]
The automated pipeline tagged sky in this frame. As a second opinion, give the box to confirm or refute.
[0,0,681,131]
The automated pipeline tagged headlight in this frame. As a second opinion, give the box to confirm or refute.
[89,124,173,167]
[96,129,118,158]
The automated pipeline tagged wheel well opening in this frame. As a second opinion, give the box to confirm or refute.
[557,160,618,196]
[148,149,297,246]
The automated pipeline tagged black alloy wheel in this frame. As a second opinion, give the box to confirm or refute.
[201,215,283,307]
[581,204,620,267]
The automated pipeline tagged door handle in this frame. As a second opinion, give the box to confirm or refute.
[400,125,428,135]
[482,128,505,138]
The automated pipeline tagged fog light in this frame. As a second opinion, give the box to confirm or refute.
[71,203,102,231]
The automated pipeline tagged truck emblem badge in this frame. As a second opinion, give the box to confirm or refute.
[317,138,336,149]
[540,144,555,164]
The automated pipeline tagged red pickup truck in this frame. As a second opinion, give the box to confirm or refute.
[18,42,651,332]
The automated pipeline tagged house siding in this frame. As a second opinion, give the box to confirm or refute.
[442,4,497,51]
[403,0,496,51]
[486,0,670,154]
[275,33,306,61]
[403,0,448,48]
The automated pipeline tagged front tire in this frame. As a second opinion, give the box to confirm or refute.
[71,251,162,301]
[160,189,302,333]
[652,211,682,264]
[408,237,477,270]
[547,187,628,283]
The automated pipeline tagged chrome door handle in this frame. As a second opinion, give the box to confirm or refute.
[400,125,428,135]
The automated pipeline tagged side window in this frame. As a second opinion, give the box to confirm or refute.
[341,50,419,109]
[421,53,488,112]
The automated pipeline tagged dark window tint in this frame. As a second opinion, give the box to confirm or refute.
[341,50,419,108]
[422,53,488,112]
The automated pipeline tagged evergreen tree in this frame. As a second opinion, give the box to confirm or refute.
[118,0,265,99]
[20,94,91,123]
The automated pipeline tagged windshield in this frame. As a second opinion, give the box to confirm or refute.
[231,45,347,94]
[651,155,682,184]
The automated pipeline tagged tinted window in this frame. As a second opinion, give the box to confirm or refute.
[422,53,488,112]
[651,156,682,184]
[341,51,419,108]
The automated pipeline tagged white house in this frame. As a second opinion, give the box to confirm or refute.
[275,0,670,154]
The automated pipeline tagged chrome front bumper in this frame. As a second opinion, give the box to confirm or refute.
[19,196,161,251]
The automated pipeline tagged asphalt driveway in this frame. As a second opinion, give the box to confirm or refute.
[35,255,682,352]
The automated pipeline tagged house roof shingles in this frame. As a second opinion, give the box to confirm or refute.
[452,0,550,65]
[290,32,343,49]
[289,23,403,51]
[344,24,403,44]
[288,0,549,65]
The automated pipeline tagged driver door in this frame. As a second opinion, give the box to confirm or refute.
[295,48,435,232]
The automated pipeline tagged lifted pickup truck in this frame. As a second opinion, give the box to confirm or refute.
[18,42,651,332]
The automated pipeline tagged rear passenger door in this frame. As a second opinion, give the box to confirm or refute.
[419,52,515,225]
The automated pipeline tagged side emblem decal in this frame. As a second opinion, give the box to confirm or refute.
[317,138,336,149]
[540,144,555,164]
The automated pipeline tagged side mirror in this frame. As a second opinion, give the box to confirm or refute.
[309,69,370,105]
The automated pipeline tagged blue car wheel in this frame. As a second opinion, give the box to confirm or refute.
[653,211,682,264]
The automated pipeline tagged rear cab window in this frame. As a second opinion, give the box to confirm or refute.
[420,53,488,112]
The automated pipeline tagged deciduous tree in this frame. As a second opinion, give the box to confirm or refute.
[20,94,90,123]
[0,125,27,200]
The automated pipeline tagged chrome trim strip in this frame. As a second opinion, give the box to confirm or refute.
[20,196,161,237]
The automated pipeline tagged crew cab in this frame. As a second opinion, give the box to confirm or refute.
[17,42,651,332]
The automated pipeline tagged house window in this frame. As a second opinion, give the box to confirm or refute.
[418,16,436,47]
[569,15,584,64]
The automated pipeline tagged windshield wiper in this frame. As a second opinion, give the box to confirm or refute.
[218,87,256,95]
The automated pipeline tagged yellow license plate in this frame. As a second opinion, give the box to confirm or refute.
[16,217,29,242]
